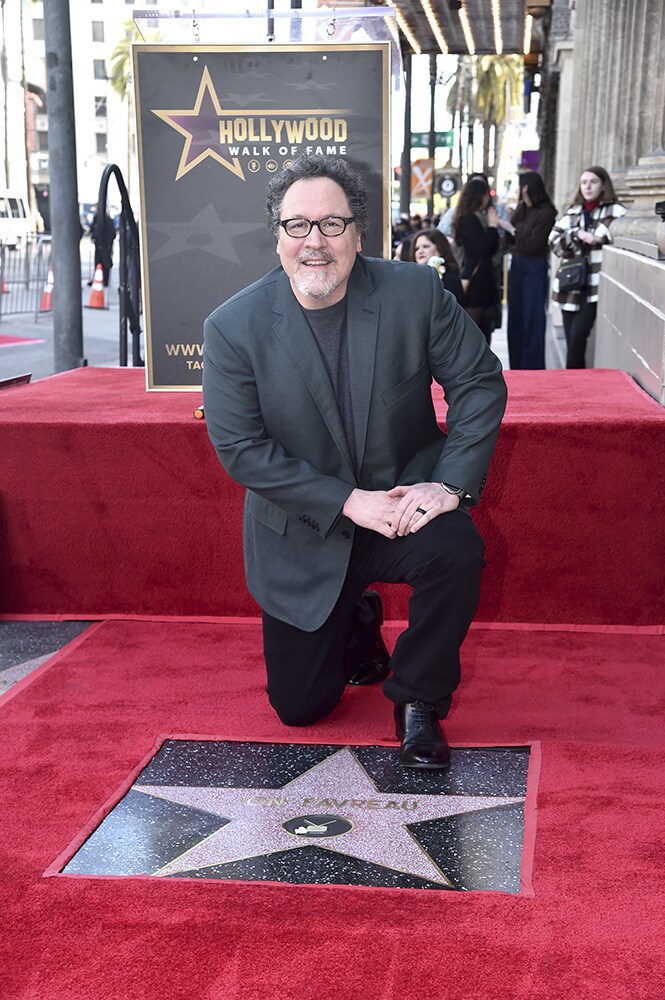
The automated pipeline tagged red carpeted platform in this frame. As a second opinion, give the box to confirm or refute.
[1,618,664,999]
[1,366,664,623]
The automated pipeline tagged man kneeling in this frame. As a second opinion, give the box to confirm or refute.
[203,155,507,769]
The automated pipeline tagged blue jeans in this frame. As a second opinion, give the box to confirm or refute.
[507,254,548,369]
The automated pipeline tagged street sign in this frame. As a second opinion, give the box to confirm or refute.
[411,159,434,199]
[438,174,459,197]
[411,130,454,149]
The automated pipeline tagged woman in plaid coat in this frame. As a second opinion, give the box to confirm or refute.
[549,166,626,368]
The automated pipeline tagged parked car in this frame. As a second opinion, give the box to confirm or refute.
[0,190,31,247]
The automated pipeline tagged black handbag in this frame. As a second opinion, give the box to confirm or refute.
[557,255,588,292]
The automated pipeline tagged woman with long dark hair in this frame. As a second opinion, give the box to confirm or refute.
[410,227,464,304]
[506,172,557,368]
[452,177,507,343]
[549,166,626,368]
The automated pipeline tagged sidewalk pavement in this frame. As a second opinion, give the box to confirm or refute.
[0,283,135,383]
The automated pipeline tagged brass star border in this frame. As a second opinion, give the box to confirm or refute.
[49,739,538,893]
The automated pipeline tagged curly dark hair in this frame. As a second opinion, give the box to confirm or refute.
[266,154,368,239]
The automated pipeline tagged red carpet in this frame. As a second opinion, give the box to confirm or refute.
[1,366,664,624]
[0,334,45,346]
[1,618,664,999]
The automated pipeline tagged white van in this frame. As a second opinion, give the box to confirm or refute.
[0,190,31,247]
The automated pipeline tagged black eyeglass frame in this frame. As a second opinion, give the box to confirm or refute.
[278,216,356,238]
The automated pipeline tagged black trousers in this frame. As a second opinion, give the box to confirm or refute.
[262,510,485,727]
[562,298,597,368]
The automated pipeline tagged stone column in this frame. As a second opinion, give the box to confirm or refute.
[611,149,665,259]
[604,1,628,179]
[595,149,665,403]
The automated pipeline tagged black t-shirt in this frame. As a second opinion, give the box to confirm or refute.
[301,297,355,466]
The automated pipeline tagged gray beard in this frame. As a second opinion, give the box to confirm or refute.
[292,266,339,301]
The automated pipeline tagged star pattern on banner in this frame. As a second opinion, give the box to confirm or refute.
[148,205,264,264]
[135,747,523,887]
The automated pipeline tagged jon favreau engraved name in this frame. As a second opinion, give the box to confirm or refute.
[246,794,418,811]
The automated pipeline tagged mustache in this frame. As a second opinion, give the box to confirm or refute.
[296,248,337,264]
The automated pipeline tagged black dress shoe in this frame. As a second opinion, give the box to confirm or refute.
[347,655,391,686]
[346,589,391,686]
[394,701,451,770]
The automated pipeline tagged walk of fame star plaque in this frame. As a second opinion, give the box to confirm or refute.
[55,740,539,893]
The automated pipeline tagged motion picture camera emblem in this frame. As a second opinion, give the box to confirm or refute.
[282,814,354,838]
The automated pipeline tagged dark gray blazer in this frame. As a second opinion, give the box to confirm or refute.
[203,254,507,631]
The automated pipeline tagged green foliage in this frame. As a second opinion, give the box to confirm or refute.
[109,20,162,102]
[445,54,523,175]
[447,55,523,127]
[109,21,137,102]
[475,55,523,127]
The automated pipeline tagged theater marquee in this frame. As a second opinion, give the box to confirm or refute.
[133,44,391,391]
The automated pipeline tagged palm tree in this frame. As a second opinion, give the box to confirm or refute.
[475,55,523,178]
[109,20,137,104]
[108,21,136,195]
[446,56,475,175]
[109,20,161,198]
[446,54,522,181]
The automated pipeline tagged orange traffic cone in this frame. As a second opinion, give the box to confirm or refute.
[40,266,54,312]
[86,263,106,309]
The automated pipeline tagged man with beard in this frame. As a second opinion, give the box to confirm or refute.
[203,155,506,770]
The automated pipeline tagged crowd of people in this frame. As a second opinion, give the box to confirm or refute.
[392,164,625,369]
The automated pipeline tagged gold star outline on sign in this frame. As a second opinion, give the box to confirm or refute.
[152,67,245,181]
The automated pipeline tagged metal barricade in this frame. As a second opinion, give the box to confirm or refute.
[0,236,53,320]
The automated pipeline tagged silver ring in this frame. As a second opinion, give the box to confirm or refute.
[416,507,427,515]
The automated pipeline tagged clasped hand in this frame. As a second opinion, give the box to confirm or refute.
[342,483,460,540]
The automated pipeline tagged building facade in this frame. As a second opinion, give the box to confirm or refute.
[547,0,665,402]
[0,0,161,229]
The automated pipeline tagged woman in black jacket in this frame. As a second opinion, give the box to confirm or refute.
[452,177,504,343]
[506,172,557,368]
[410,227,465,304]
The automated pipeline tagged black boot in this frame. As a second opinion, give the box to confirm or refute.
[346,589,391,686]
[394,701,451,770]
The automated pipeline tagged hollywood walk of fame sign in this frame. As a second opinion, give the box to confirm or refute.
[59,740,538,893]
[132,44,391,390]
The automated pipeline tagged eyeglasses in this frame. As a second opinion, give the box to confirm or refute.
[279,216,355,238]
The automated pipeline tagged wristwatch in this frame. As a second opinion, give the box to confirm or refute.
[439,482,467,499]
